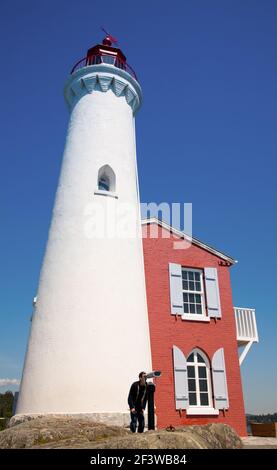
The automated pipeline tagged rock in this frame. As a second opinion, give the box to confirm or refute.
[0,416,243,449]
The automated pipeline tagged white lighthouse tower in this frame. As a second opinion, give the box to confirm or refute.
[16,35,152,425]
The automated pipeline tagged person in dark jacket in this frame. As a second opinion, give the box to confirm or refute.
[128,372,148,433]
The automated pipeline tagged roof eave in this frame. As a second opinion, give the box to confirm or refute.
[141,217,237,265]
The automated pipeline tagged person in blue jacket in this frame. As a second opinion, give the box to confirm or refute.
[128,372,148,433]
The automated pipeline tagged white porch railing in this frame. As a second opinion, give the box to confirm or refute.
[234,307,259,344]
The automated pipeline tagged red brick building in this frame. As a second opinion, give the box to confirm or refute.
[142,218,259,436]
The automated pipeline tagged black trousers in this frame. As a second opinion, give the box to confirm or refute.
[130,410,145,433]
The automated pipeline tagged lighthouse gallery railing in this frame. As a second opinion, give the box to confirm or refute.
[71,54,137,80]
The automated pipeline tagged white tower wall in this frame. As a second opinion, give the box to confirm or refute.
[16,63,152,424]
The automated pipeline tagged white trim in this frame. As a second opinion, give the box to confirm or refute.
[234,306,255,310]
[181,267,207,318]
[141,218,237,264]
[65,65,142,114]
[94,190,118,199]
[186,407,219,416]
[99,49,118,55]
[181,315,210,322]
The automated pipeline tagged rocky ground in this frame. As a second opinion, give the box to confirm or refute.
[0,416,243,449]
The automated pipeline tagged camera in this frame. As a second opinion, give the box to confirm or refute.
[144,371,162,379]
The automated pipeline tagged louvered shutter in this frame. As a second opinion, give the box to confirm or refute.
[212,348,229,409]
[169,263,184,315]
[173,345,189,409]
[204,267,222,318]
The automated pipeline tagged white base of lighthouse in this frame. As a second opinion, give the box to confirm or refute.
[11,412,133,428]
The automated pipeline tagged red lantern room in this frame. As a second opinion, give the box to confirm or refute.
[71,34,137,80]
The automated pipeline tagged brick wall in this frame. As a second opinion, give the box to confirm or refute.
[142,223,247,436]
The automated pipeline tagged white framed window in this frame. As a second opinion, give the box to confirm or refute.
[97,165,116,192]
[94,164,118,199]
[182,268,206,317]
[173,345,227,415]
[187,349,212,408]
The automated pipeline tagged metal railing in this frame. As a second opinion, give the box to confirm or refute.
[234,307,259,343]
[70,54,137,80]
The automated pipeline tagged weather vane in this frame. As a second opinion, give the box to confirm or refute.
[101,27,118,46]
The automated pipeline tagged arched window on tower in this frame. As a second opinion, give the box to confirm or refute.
[187,349,212,407]
[97,165,116,193]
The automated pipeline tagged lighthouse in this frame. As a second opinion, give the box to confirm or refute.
[16,35,153,425]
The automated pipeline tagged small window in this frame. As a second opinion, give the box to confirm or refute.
[187,349,212,408]
[97,165,116,193]
[182,268,205,316]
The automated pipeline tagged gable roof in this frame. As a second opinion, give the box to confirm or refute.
[141,217,237,265]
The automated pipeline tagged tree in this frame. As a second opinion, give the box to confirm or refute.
[0,391,14,419]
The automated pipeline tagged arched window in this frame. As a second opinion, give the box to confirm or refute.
[187,349,212,407]
[97,165,116,192]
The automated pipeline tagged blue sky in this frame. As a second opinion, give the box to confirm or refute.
[0,0,276,414]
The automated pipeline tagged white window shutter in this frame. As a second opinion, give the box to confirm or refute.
[212,348,229,410]
[169,263,184,315]
[204,267,222,318]
[173,345,189,410]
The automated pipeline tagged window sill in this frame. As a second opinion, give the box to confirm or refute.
[181,314,210,322]
[94,190,118,199]
[186,407,219,416]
